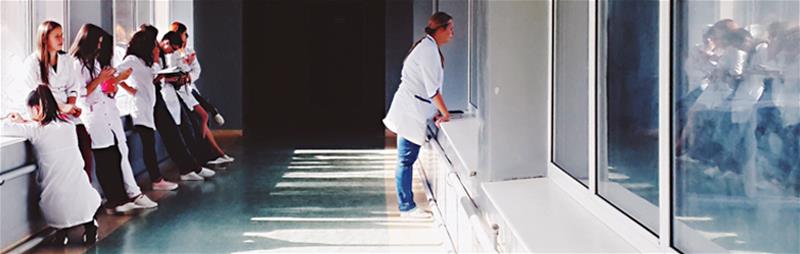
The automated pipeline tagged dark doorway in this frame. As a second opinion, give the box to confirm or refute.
[243,0,386,148]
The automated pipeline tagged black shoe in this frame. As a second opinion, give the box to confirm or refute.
[50,230,68,246]
[82,220,98,244]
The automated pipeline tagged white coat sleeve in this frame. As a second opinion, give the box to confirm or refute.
[189,55,201,83]
[418,45,444,98]
[116,59,137,89]
[0,120,35,139]
[65,57,81,100]
[72,60,89,98]
[16,56,42,118]
[22,55,41,92]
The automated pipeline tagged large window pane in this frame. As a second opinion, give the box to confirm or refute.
[553,0,589,185]
[113,0,152,116]
[598,0,660,233]
[468,0,484,109]
[438,0,468,111]
[32,0,66,46]
[673,0,800,252]
[1,0,31,115]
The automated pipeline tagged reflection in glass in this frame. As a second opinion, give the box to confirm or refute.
[598,0,660,234]
[554,0,589,185]
[674,0,799,252]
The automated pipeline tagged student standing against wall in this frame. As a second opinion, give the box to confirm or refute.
[121,26,215,183]
[70,24,161,210]
[383,12,454,217]
[20,21,94,182]
[2,86,101,245]
[161,30,233,165]
[169,22,234,164]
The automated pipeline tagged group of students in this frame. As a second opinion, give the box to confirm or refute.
[680,19,800,195]
[1,20,233,245]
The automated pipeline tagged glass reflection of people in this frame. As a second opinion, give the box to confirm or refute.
[680,19,739,156]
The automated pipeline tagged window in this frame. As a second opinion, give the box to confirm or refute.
[438,0,469,111]
[553,0,590,186]
[32,0,67,46]
[597,0,660,234]
[468,0,485,109]
[113,0,153,116]
[1,0,31,115]
[672,0,800,252]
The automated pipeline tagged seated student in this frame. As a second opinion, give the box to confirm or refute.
[160,31,233,165]
[2,86,101,245]
[70,23,161,210]
[119,25,215,182]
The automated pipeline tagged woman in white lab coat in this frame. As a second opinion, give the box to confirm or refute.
[120,27,214,184]
[70,23,159,212]
[170,21,229,129]
[161,31,233,165]
[383,12,454,217]
[2,86,101,245]
[20,21,94,183]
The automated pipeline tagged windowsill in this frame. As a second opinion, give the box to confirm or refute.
[438,116,479,174]
[1,136,25,147]
[482,178,638,253]
[0,136,31,175]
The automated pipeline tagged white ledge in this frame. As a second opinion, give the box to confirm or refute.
[438,116,479,174]
[482,178,638,253]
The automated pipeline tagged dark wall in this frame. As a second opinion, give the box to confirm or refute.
[384,0,414,112]
[243,0,386,147]
[193,0,244,130]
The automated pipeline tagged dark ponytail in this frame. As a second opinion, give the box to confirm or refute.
[27,85,64,125]
[425,12,453,36]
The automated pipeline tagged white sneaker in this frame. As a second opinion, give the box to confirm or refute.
[152,179,179,191]
[400,208,431,219]
[198,167,216,178]
[133,194,158,208]
[221,154,235,163]
[180,172,205,181]
[214,114,225,126]
[115,202,145,213]
[207,156,228,165]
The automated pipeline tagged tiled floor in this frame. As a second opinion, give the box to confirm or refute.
[27,134,445,253]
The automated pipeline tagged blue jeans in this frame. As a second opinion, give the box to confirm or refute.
[396,136,420,212]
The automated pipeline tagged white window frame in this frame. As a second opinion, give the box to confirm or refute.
[547,0,676,252]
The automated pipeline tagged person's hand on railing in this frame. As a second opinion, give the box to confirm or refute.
[435,112,450,128]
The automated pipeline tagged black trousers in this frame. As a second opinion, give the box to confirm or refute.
[192,90,219,117]
[134,125,163,182]
[93,143,128,208]
[152,84,202,175]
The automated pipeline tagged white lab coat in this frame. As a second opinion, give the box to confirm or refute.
[694,47,747,110]
[774,55,800,126]
[383,35,443,145]
[1,120,101,229]
[154,61,183,125]
[117,55,157,129]
[74,59,142,198]
[168,48,202,108]
[730,43,770,123]
[684,44,718,93]
[113,45,135,116]
[20,52,83,124]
